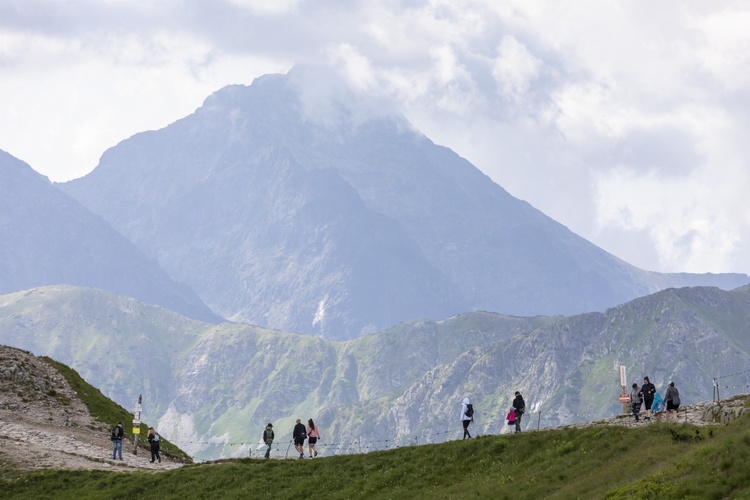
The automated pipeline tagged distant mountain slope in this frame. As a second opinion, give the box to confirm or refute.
[1,284,748,461]
[60,70,749,338]
[0,150,220,323]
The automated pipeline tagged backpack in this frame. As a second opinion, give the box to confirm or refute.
[465,403,474,418]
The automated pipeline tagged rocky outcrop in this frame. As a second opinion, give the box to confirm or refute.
[0,345,182,471]
[698,396,750,424]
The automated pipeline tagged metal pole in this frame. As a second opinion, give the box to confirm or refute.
[714,378,719,402]
[133,394,142,455]
[537,411,541,430]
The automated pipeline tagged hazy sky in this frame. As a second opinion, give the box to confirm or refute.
[2,1,749,275]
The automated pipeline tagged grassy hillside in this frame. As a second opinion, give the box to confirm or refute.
[2,402,749,499]
[43,357,191,462]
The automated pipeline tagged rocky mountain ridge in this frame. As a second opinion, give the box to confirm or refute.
[1,284,748,461]
[0,150,219,323]
[59,70,750,339]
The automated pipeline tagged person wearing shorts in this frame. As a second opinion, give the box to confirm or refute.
[665,382,680,422]
[307,419,320,458]
[293,419,307,459]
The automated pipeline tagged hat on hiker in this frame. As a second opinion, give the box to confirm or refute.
[267,423,273,427]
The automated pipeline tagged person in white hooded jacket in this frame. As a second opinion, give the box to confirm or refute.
[461,397,474,439]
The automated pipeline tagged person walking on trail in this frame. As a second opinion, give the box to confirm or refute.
[630,383,642,422]
[147,427,161,463]
[111,422,124,460]
[307,419,320,458]
[512,391,526,433]
[640,376,656,421]
[664,382,681,422]
[263,423,274,459]
[461,397,474,439]
[293,419,307,459]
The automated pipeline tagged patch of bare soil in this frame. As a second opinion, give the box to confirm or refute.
[0,346,182,472]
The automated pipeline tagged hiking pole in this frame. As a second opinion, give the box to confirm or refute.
[537,411,541,430]
[285,440,292,458]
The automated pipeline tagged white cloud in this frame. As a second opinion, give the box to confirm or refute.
[1,0,749,274]
[492,35,541,101]
[226,0,302,15]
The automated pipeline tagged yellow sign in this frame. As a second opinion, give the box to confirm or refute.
[132,427,140,435]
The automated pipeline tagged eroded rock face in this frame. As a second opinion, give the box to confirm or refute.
[0,346,65,413]
[0,345,182,472]
[698,397,750,424]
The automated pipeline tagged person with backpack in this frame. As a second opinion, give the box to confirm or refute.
[306,418,320,458]
[640,376,656,421]
[664,382,680,422]
[293,419,307,459]
[110,422,124,460]
[147,427,161,463]
[461,397,474,439]
[512,391,526,433]
[630,382,642,422]
[263,423,274,459]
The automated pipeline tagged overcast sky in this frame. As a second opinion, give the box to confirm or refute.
[2,1,749,275]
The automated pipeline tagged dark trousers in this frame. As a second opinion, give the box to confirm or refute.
[632,402,641,420]
[514,411,523,432]
[462,419,472,438]
[150,443,160,462]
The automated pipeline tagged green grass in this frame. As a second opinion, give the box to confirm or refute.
[2,407,749,499]
[41,357,191,462]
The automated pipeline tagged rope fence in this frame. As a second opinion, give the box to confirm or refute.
[713,369,750,401]
[180,408,629,461]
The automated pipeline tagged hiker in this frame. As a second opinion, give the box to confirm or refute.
[665,382,680,422]
[147,427,161,463]
[506,406,516,428]
[512,391,526,433]
[293,419,307,459]
[461,397,474,439]
[111,422,124,460]
[630,383,642,422]
[263,423,274,459]
[640,376,656,421]
[307,418,320,458]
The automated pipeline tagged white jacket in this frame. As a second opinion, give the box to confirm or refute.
[461,397,473,421]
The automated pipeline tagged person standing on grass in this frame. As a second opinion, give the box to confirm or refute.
[512,391,526,433]
[293,419,307,459]
[307,419,320,458]
[263,423,274,459]
[506,407,516,428]
[461,397,474,439]
[630,383,642,422]
[640,376,656,421]
[111,422,124,460]
[664,382,681,422]
[147,427,161,463]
